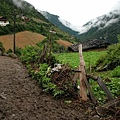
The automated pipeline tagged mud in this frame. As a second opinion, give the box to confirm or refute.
[0,56,94,120]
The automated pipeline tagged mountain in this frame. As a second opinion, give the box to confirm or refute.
[40,11,79,37]
[77,10,120,43]
[40,10,120,44]
[0,0,72,41]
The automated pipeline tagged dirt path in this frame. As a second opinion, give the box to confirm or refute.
[0,56,93,120]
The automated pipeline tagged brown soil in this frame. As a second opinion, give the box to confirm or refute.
[0,56,95,120]
[56,39,73,48]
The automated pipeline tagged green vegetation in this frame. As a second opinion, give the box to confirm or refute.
[0,0,73,41]
[37,39,67,53]
[44,12,79,37]
[95,43,120,71]
[20,45,65,97]
[0,0,119,106]
[78,17,120,43]
[0,41,5,53]
[19,39,120,104]
[112,66,120,77]
[54,47,120,104]
[3,33,116,104]
[54,51,106,69]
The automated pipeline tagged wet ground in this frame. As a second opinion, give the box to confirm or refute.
[0,56,94,120]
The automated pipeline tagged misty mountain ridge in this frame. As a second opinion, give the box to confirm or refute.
[78,10,120,34]
[40,10,79,36]
[1,0,120,44]
[0,0,74,42]
[78,9,120,43]
[40,9,120,43]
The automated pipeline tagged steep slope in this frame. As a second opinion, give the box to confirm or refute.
[78,10,120,43]
[40,11,79,37]
[40,9,120,43]
[0,31,46,50]
[0,0,71,40]
[56,39,73,48]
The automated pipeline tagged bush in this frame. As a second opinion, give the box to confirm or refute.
[6,48,13,54]
[112,66,120,77]
[0,42,5,52]
[20,45,40,64]
[95,43,120,71]
[15,47,22,57]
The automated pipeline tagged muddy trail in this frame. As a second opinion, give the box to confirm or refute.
[0,56,95,120]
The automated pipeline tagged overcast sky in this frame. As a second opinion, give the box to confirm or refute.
[25,0,120,26]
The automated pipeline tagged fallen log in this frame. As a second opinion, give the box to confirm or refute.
[97,77,114,101]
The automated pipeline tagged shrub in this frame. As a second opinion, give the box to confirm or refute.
[0,42,5,53]
[6,48,13,54]
[20,45,40,64]
[112,66,120,77]
[95,43,120,71]
[15,47,22,57]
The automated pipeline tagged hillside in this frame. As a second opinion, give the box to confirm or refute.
[56,39,73,48]
[40,11,79,37]
[0,0,72,41]
[0,31,46,50]
[40,10,120,44]
[78,10,120,43]
[0,30,74,51]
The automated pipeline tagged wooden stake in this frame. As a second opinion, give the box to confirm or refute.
[79,44,88,101]
[97,77,114,100]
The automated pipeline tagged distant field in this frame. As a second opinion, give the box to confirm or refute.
[0,31,73,51]
[56,39,73,48]
[0,31,46,50]
[54,51,106,69]
[54,51,120,104]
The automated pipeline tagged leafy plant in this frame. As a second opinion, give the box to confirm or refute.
[20,45,64,97]
[55,51,120,103]
[29,63,64,97]
[0,41,5,53]
[95,43,120,71]
[112,66,120,77]
[20,45,40,64]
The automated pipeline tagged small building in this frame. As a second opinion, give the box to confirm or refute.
[68,39,111,52]
[0,16,9,26]
[21,15,30,22]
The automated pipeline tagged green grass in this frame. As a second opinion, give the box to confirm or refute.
[54,51,106,69]
[54,50,120,104]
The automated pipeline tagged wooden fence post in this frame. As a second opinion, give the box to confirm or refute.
[79,44,88,101]
[97,77,114,100]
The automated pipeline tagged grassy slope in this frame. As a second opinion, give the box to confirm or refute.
[0,30,74,51]
[54,51,106,69]
[56,39,73,48]
[0,31,46,50]
[54,51,120,103]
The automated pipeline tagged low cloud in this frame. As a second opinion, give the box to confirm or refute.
[12,0,33,9]
[67,9,120,35]
[58,17,81,32]
[12,0,23,8]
